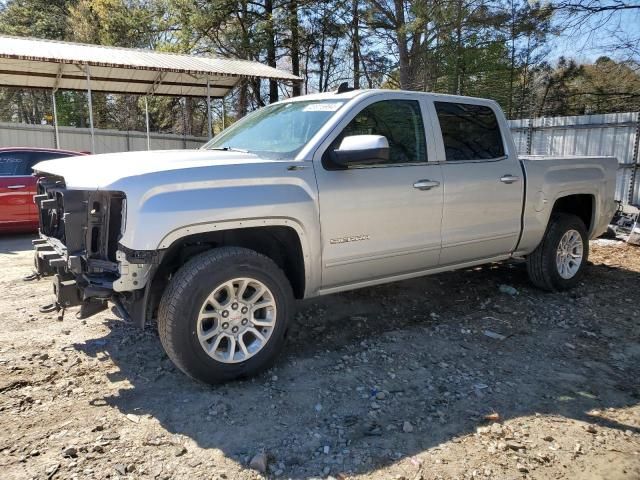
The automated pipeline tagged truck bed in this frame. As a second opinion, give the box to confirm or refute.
[515,155,618,256]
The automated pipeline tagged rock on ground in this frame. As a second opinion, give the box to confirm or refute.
[0,235,639,479]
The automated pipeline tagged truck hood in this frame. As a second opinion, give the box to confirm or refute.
[33,149,275,189]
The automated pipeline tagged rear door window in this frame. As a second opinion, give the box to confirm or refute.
[434,102,505,161]
[0,152,30,176]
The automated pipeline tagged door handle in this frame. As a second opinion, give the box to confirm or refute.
[499,175,520,184]
[413,179,440,190]
[7,185,26,189]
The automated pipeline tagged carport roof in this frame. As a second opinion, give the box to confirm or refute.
[0,35,302,98]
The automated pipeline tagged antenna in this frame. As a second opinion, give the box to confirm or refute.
[336,82,355,94]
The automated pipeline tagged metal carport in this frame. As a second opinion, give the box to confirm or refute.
[0,35,302,152]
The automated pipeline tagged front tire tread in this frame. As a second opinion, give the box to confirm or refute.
[158,246,293,384]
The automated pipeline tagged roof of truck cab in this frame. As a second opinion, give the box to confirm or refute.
[281,89,498,104]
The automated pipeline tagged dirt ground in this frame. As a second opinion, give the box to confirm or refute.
[0,235,639,480]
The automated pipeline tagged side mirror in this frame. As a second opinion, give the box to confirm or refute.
[332,135,390,167]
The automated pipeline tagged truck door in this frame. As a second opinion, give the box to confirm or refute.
[0,151,33,231]
[314,95,443,290]
[430,100,524,265]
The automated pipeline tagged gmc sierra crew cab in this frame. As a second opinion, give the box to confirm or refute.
[29,89,617,384]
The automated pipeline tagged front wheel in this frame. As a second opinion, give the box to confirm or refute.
[158,247,294,384]
[526,213,589,291]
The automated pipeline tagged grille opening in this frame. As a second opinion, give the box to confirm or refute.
[107,195,124,261]
[91,226,100,253]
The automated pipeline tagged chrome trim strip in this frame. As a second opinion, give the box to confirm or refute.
[437,155,509,165]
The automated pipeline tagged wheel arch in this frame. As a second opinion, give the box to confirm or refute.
[137,219,312,327]
[550,193,595,234]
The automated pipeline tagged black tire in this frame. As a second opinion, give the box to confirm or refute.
[158,246,294,384]
[526,213,589,291]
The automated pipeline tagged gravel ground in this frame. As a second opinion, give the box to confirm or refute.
[0,234,639,480]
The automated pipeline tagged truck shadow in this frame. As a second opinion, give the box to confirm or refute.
[75,255,640,478]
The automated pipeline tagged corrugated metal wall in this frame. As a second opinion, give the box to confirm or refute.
[0,122,206,153]
[508,112,640,205]
[2,113,639,205]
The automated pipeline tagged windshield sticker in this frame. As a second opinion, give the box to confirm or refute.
[303,103,343,112]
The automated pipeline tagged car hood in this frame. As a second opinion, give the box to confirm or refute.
[32,149,276,189]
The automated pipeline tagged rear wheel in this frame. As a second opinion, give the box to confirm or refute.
[526,213,589,291]
[158,247,294,384]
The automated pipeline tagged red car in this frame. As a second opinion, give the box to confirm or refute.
[0,147,86,233]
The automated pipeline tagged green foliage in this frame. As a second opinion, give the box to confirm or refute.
[0,0,73,38]
[68,0,165,47]
[534,56,640,116]
[0,0,637,134]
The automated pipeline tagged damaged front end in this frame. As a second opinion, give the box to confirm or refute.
[32,175,153,324]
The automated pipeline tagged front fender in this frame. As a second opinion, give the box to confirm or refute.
[119,179,321,297]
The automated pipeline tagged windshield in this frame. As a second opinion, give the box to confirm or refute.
[202,100,346,159]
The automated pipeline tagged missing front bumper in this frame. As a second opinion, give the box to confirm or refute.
[32,235,155,326]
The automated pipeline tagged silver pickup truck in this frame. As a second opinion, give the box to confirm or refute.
[31,89,617,384]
